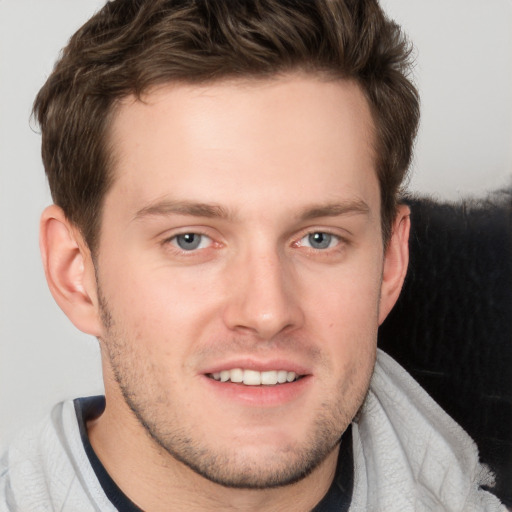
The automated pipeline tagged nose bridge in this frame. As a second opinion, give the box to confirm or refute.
[223,241,303,339]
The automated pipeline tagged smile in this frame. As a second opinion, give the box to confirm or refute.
[207,369,302,386]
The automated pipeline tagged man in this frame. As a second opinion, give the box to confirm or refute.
[0,0,505,510]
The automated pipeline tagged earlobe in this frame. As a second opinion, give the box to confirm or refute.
[40,205,103,337]
[378,204,410,325]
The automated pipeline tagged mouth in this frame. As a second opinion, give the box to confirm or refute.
[207,368,304,386]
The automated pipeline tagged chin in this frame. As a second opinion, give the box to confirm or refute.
[169,436,341,489]
[134,403,349,490]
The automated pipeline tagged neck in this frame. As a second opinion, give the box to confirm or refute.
[87,394,341,512]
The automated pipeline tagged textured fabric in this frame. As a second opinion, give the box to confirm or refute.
[0,350,506,511]
[379,192,512,505]
[349,350,506,511]
[0,400,116,512]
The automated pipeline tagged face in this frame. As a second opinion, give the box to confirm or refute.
[92,75,396,488]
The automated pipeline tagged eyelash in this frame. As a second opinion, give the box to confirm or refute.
[294,231,343,251]
[161,229,346,257]
[162,231,215,253]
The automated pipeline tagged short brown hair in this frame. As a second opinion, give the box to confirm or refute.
[34,0,419,252]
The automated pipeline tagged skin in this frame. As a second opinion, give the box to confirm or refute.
[40,74,410,511]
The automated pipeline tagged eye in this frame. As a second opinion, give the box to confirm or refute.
[170,233,212,251]
[300,232,339,250]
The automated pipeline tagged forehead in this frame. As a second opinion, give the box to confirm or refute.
[105,74,378,219]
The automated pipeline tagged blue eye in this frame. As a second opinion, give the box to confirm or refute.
[301,232,338,250]
[172,233,211,251]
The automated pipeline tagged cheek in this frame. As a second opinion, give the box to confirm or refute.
[301,257,381,369]
[102,261,223,354]
[304,257,382,328]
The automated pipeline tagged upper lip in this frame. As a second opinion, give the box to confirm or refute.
[201,358,311,376]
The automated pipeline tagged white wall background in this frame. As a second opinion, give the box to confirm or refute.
[1,0,511,451]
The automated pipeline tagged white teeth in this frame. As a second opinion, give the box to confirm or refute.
[209,369,300,385]
[277,370,288,384]
[243,370,261,386]
[286,371,296,383]
[230,368,244,383]
[260,370,278,385]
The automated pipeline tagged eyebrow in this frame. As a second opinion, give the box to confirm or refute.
[133,198,370,222]
[134,199,232,221]
[298,200,370,221]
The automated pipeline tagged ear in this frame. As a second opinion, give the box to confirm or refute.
[40,205,103,337]
[378,204,410,325]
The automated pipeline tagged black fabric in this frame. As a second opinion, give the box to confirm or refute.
[312,425,353,512]
[75,396,353,511]
[74,396,144,512]
[378,189,512,506]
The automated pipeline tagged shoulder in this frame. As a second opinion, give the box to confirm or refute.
[348,350,507,511]
[0,399,115,512]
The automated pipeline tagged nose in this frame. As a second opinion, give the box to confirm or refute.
[222,248,304,340]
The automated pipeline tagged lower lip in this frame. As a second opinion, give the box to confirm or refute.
[201,375,312,407]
